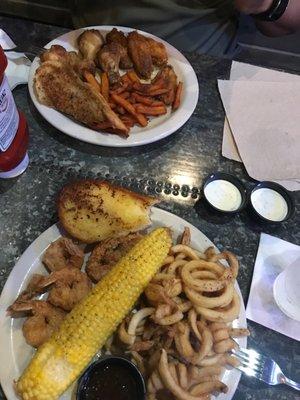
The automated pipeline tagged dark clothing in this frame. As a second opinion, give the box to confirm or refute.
[71,0,239,56]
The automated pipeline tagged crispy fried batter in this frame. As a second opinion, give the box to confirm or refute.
[86,233,142,282]
[7,300,66,348]
[146,37,168,67]
[128,31,153,79]
[43,237,84,272]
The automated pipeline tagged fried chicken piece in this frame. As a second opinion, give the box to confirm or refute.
[77,29,104,60]
[106,28,133,69]
[146,37,168,67]
[34,59,128,135]
[153,65,178,105]
[40,45,95,78]
[128,31,153,79]
[97,42,127,84]
[86,233,142,283]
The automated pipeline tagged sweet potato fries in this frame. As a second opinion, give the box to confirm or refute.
[83,65,183,134]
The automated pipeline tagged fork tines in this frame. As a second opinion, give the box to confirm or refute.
[232,348,264,379]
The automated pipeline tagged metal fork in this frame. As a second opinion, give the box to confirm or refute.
[232,347,300,391]
[5,44,45,60]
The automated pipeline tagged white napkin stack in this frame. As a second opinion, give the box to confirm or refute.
[0,28,31,89]
[246,233,300,341]
[218,61,300,191]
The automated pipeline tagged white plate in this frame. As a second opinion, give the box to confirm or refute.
[0,208,246,400]
[28,26,199,147]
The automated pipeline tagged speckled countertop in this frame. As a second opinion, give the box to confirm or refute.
[0,15,299,400]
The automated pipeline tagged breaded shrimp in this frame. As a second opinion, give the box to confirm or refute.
[41,268,92,311]
[42,237,84,272]
[7,300,66,347]
[10,273,46,304]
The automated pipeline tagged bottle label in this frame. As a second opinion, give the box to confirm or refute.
[0,75,19,152]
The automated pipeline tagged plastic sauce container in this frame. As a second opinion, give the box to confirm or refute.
[0,46,29,178]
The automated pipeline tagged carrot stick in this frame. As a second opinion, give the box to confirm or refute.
[132,93,153,105]
[172,81,183,111]
[119,91,130,99]
[120,116,135,128]
[147,88,170,96]
[111,93,148,127]
[101,72,109,101]
[84,71,101,93]
[135,113,148,127]
[121,73,132,85]
[108,102,117,109]
[111,82,130,95]
[151,100,165,106]
[135,104,167,116]
[127,70,140,83]
[116,106,126,115]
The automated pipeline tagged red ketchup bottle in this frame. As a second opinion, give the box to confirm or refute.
[0,46,29,178]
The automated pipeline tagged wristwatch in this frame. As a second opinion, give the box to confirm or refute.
[252,0,289,21]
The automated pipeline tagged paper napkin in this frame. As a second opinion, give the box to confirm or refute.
[220,61,300,191]
[222,61,300,162]
[0,29,31,89]
[0,28,16,50]
[246,233,300,341]
[218,80,300,182]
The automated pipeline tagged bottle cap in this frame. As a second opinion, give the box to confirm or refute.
[0,152,29,178]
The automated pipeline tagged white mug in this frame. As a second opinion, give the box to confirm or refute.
[273,261,300,322]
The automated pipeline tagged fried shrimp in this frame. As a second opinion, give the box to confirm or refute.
[41,268,92,311]
[7,300,66,347]
[42,237,84,272]
[86,233,142,283]
[8,274,46,308]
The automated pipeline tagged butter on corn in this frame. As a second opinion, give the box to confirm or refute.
[16,227,172,400]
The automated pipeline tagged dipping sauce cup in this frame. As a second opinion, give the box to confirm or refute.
[77,356,146,400]
[250,182,294,223]
[202,173,248,214]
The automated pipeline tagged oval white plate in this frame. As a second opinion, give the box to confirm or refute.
[28,26,199,147]
[0,208,246,400]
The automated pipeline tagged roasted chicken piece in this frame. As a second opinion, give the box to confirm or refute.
[40,45,95,78]
[77,29,104,60]
[106,28,133,69]
[128,31,153,79]
[40,44,67,63]
[34,59,128,135]
[97,42,127,84]
[146,37,168,67]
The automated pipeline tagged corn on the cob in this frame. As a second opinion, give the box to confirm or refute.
[16,227,172,400]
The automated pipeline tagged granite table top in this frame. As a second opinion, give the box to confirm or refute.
[0,15,299,400]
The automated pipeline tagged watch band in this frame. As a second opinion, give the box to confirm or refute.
[252,0,289,21]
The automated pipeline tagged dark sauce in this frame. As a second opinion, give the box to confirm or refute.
[79,362,141,400]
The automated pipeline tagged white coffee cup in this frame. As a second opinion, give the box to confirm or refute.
[273,261,300,322]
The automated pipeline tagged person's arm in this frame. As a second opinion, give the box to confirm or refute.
[234,0,300,36]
